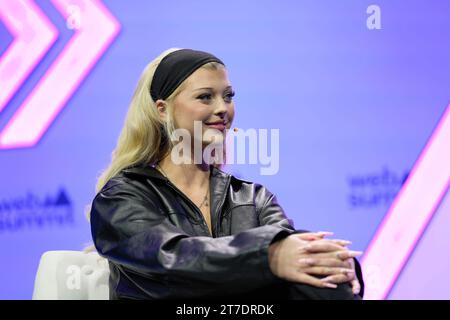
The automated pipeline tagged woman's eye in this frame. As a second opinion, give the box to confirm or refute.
[197,91,235,103]
[198,94,212,101]
[224,91,235,102]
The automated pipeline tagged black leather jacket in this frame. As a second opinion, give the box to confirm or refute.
[90,164,364,300]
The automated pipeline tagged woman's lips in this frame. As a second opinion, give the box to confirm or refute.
[205,123,226,131]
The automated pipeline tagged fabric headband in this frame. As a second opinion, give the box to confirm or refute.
[150,48,225,102]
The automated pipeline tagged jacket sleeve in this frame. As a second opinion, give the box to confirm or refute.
[255,184,365,299]
[90,180,294,299]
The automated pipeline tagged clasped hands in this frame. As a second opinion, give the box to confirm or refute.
[268,231,362,295]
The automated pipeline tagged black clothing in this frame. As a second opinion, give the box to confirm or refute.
[90,164,364,300]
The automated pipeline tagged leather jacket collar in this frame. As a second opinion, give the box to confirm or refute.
[121,164,236,228]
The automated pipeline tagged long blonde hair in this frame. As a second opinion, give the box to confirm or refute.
[96,48,227,193]
[84,48,228,251]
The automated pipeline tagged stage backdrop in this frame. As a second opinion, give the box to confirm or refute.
[0,0,449,299]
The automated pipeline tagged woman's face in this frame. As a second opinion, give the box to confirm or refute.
[170,66,235,148]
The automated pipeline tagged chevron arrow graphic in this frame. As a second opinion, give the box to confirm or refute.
[0,0,58,114]
[0,0,121,149]
[361,103,450,299]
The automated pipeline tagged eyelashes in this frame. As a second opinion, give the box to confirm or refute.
[197,91,235,102]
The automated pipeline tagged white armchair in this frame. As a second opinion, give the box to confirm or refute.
[32,250,110,300]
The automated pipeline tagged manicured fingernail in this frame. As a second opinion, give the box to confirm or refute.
[334,240,352,247]
[324,283,337,289]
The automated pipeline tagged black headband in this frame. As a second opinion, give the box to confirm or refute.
[150,48,225,102]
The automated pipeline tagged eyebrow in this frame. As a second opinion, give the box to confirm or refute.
[193,86,233,92]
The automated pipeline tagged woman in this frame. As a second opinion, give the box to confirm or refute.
[89,48,364,300]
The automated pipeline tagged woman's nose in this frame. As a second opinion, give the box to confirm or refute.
[213,99,228,116]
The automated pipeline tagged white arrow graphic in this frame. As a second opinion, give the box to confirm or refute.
[361,103,450,299]
[0,0,58,113]
[0,0,120,149]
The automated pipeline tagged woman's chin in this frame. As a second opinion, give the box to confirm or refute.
[202,129,226,145]
[202,135,225,146]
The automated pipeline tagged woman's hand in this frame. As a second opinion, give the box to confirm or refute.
[296,232,362,294]
[268,232,363,289]
[348,257,361,295]
[300,232,362,295]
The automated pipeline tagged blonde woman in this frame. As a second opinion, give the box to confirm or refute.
[89,48,364,300]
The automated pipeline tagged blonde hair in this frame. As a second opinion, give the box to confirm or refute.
[96,48,227,193]
[84,48,227,232]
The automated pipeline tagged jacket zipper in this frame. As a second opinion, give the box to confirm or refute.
[164,180,214,238]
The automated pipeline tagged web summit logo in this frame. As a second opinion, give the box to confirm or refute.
[347,166,410,209]
[0,188,74,232]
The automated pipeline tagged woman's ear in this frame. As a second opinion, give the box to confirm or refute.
[156,99,167,121]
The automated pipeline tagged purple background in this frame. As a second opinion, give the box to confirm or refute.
[0,0,449,299]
